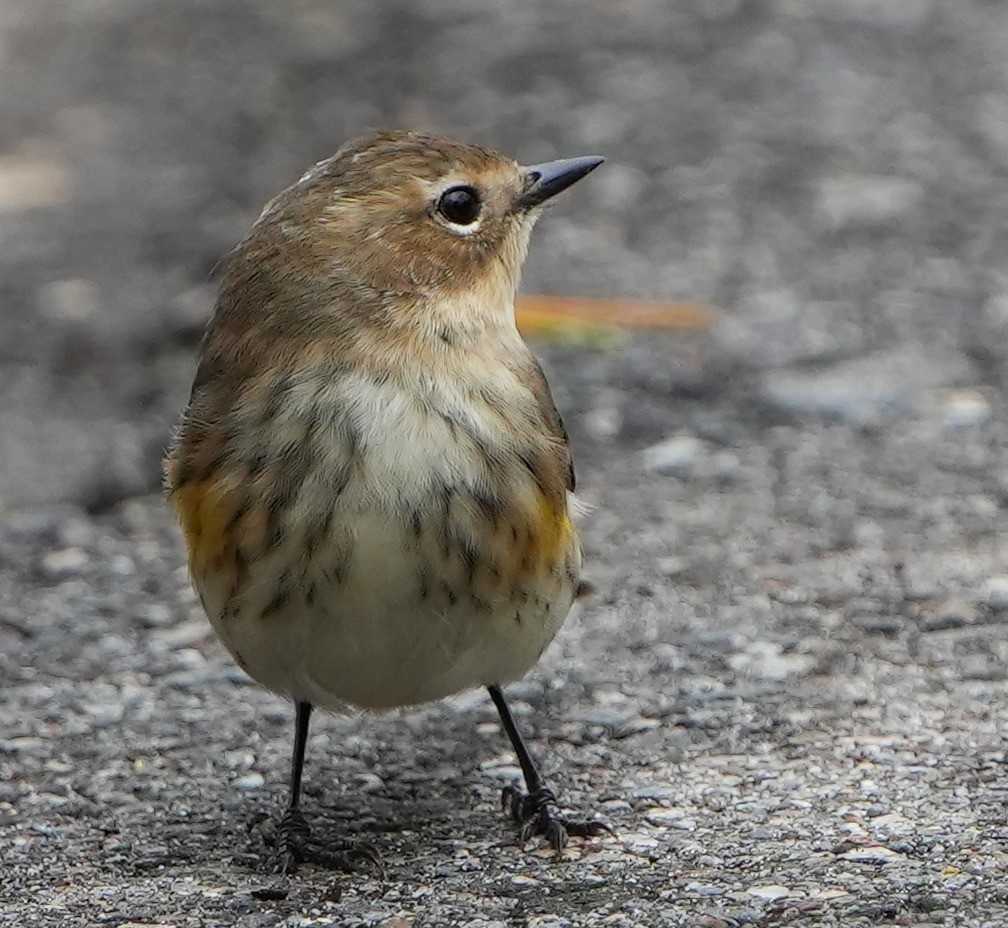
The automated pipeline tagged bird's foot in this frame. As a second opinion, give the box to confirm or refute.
[501,784,611,855]
[273,807,381,874]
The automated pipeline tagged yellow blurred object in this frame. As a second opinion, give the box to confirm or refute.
[515,294,717,345]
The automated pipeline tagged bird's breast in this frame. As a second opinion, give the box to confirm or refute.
[170,353,578,625]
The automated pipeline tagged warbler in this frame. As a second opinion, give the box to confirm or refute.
[164,130,607,869]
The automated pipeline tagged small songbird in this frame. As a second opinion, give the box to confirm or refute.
[165,130,606,869]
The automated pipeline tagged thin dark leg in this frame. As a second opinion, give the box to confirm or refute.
[273,700,379,873]
[486,684,610,854]
[488,684,544,794]
[288,701,312,811]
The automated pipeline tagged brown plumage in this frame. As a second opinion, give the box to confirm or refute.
[165,130,606,868]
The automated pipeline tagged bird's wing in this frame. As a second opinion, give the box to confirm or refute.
[528,355,575,493]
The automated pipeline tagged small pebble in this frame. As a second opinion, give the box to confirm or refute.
[812,888,852,900]
[107,554,135,577]
[938,388,990,428]
[639,435,705,475]
[840,845,904,863]
[686,882,724,897]
[355,772,385,793]
[0,737,50,758]
[41,547,88,579]
[922,599,977,631]
[36,278,99,321]
[138,604,175,628]
[249,885,288,901]
[817,174,923,231]
[979,577,1008,610]
[620,832,661,854]
[746,884,792,901]
[232,772,265,791]
[644,807,696,830]
[527,916,572,928]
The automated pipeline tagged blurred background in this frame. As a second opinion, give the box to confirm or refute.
[5,3,1008,919]
[3,0,1007,512]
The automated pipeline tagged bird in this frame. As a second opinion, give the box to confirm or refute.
[164,129,607,869]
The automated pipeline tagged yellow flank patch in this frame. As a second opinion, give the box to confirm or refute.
[170,479,235,576]
[524,493,573,570]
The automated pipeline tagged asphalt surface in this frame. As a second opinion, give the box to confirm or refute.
[2,1,1008,926]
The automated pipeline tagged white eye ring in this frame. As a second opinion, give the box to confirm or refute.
[436,215,483,236]
[434,185,482,235]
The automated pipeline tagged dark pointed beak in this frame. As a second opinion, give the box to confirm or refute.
[515,155,604,209]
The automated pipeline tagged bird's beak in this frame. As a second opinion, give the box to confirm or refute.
[515,155,604,209]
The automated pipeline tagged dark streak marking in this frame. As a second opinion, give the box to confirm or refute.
[447,411,499,477]
[303,504,337,560]
[344,421,363,462]
[460,538,479,582]
[249,450,270,476]
[303,525,322,559]
[263,374,294,422]
[516,450,544,490]
[440,581,458,606]
[234,547,249,584]
[323,556,349,587]
[322,506,337,535]
[261,576,292,620]
[269,523,286,549]
[325,459,353,502]
[468,592,492,613]
[222,420,242,448]
[197,448,231,485]
[473,487,503,531]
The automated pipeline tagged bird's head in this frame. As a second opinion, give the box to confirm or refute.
[230,131,602,344]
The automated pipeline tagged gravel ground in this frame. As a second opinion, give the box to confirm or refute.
[3,1,1008,925]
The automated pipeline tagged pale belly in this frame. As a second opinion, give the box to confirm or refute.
[203,505,578,710]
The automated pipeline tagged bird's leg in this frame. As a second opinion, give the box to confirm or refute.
[487,685,610,855]
[273,701,379,873]
[274,700,313,869]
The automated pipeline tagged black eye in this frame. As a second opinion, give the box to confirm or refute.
[437,186,481,225]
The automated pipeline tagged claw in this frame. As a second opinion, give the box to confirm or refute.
[543,817,568,853]
[273,808,381,874]
[567,819,614,839]
[499,784,609,856]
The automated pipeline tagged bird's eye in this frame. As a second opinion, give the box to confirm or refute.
[437,186,481,225]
